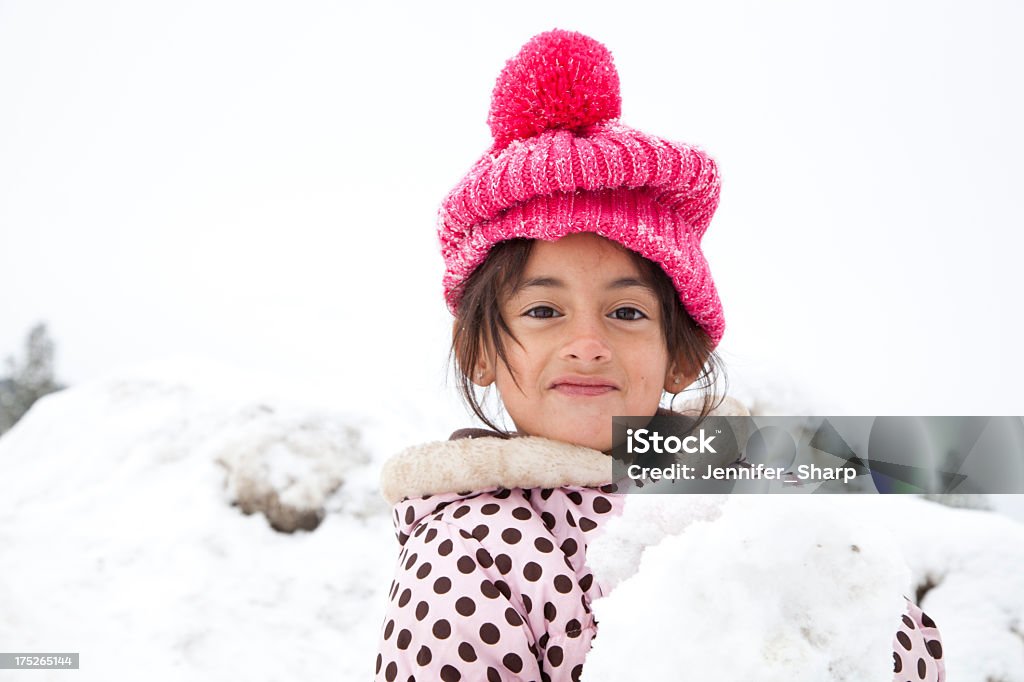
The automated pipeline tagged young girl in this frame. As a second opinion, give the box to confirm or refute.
[375,29,944,681]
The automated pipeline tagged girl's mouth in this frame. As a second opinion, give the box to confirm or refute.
[549,376,619,396]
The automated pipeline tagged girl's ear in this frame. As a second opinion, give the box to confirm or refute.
[453,320,496,387]
[473,360,496,387]
[663,359,698,394]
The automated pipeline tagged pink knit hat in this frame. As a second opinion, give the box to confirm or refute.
[439,29,725,345]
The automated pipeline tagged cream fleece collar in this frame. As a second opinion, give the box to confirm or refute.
[378,397,749,504]
[379,435,612,505]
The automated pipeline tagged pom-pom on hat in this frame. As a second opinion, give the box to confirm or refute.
[439,29,725,346]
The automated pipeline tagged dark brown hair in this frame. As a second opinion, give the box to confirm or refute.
[448,237,727,434]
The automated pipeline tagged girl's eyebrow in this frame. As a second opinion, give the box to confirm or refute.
[519,276,653,291]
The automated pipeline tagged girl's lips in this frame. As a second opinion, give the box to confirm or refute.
[552,378,614,395]
[551,384,617,397]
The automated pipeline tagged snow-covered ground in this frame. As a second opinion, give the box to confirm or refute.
[1,377,1022,681]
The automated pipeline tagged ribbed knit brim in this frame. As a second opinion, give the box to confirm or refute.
[439,123,723,345]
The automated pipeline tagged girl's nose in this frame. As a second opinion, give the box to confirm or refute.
[560,317,612,362]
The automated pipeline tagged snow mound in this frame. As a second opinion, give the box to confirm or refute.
[586,496,909,681]
[586,495,1024,681]
[0,377,398,681]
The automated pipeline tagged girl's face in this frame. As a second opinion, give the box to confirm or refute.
[477,233,685,452]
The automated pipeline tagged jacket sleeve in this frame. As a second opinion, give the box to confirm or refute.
[891,597,945,681]
[375,515,541,682]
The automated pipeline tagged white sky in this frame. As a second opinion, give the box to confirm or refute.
[2,0,1023,418]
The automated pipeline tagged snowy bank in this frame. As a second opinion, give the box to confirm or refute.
[586,495,1024,681]
[0,378,396,681]
[1,377,1021,681]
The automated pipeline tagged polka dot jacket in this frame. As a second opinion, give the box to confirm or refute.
[376,430,945,681]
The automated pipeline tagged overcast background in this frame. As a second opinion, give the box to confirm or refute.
[2,0,1023,427]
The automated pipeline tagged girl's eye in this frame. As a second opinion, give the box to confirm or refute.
[610,307,647,321]
[525,306,560,319]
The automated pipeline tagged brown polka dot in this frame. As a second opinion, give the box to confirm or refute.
[438,539,453,556]
[495,554,513,574]
[897,631,912,650]
[554,574,573,594]
[480,622,501,645]
[486,667,501,682]
[457,555,476,574]
[405,506,415,524]
[398,588,411,607]
[579,574,593,591]
[376,653,382,674]
[567,491,583,504]
[455,596,476,617]
[494,489,512,499]
[593,496,612,513]
[416,562,432,579]
[522,594,533,613]
[534,537,554,553]
[560,538,578,557]
[566,618,582,637]
[512,507,532,520]
[579,517,597,532]
[918,657,927,678]
[396,629,412,650]
[902,614,915,629]
[572,663,583,682]
[432,619,451,639]
[524,561,543,581]
[416,645,431,666]
[565,510,577,527]
[522,489,532,500]
[501,528,522,544]
[540,488,553,500]
[544,601,557,621]
[503,652,523,673]
[494,580,511,600]
[453,505,470,519]
[476,548,494,569]
[921,612,936,628]
[424,528,437,543]
[482,503,500,515]
[414,523,425,537]
[472,524,489,541]
[505,607,522,626]
[893,651,902,673]
[480,579,500,599]
[384,619,395,639]
[398,532,409,546]
[415,601,429,621]
[385,661,397,681]
[539,633,549,649]
[548,645,564,667]
[458,642,477,663]
[541,511,556,529]
[600,483,618,493]
[459,529,473,540]
[433,577,452,594]
[440,664,461,681]
[926,639,943,659]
